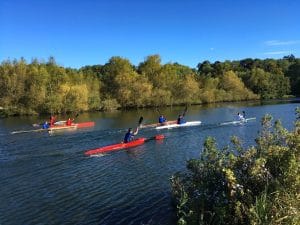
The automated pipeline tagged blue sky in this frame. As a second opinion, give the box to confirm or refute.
[0,0,299,68]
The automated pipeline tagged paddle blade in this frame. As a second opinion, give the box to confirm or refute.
[155,134,165,140]
[138,116,144,126]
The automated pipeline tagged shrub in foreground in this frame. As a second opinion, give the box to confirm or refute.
[171,108,300,225]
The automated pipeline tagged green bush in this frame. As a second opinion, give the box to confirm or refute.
[171,108,300,225]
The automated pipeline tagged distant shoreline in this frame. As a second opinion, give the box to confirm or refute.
[1,97,299,118]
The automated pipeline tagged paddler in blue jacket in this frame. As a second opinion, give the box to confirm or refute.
[42,121,49,129]
[177,114,186,124]
[158,115,167,124]
[124,127,139,143]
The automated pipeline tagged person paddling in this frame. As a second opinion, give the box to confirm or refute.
[177,114,186,124]
[124,127,139,143]
[66,118,74,126]
[242,111,246,119]
[158,115,167,124]
[49,115,56,126]
[42,121,49,129]
[237,112,245,122]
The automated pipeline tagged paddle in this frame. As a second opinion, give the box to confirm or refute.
[71,113,80,123]
[156,107,162,115]
[182,105,188,117]
[138,116,144,128]
[145,134,165,142]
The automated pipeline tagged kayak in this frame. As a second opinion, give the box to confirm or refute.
[140,120,177,128]
[48,121,95,131]
[48,125,77,131]
[155,121,202,130]
[220,117,256,125]
[52,121,95,127]
[11,121,95,134]
[75,121,95,128]
[85,134,164,155]
[53,120,66,125]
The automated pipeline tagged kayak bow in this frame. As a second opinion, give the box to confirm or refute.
[85,134,164,155]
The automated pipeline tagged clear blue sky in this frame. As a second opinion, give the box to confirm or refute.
[1,0,299,68]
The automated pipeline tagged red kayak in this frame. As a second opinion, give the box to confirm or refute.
[85,134,164,155]
[75,121,95,128]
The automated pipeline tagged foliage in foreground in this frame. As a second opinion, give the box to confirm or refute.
[171,108,300,225]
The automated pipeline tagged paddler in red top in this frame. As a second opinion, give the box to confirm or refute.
[66,118,74,126]
[49,115,56,126]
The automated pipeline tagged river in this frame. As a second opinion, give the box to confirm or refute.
[0,100,299,225]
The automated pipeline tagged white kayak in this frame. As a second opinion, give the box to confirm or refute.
[155,121,202,130]
[220,117,256,125]
[54,120,66,125]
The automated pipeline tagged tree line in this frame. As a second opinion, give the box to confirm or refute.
[0,54,299,116]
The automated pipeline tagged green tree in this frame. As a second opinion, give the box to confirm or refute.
[286,60,300,96]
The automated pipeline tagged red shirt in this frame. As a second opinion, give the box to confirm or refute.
[50,116,55,125]
[66,119,72,126]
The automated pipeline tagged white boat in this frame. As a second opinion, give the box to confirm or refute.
[220,117,256,125]
[54,120,66,125]
[155,121,202,130]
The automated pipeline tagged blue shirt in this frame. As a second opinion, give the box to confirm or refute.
[124,132,134,143]
[42,123,49,129]
[159,116,166,123]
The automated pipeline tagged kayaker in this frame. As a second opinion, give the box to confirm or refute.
[66,118,74,126]
[237,112,245,121]
[158,115,167,124]
[42,121,49,129]
[124,128,139,143]
[177,114,186,124]
[49,115,56,126]
[242,111,246,119]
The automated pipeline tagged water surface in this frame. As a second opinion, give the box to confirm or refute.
[0,100,299,225]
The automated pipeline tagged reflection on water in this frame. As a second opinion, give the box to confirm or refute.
[0,100,299,225]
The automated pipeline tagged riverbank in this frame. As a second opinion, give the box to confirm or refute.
[1,97,298,118]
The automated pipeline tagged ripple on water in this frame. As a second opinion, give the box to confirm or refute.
[1,103,298,225]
